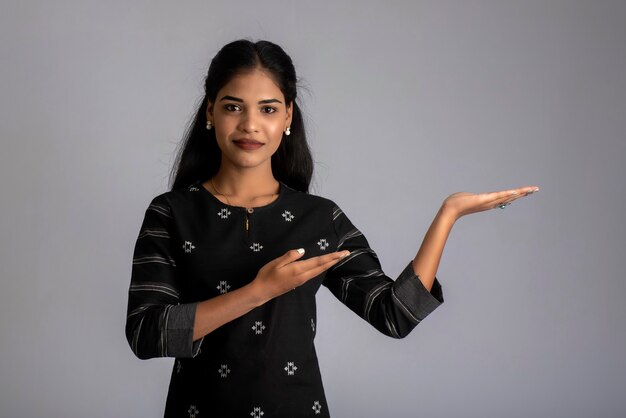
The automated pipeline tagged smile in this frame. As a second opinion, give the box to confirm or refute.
[233,139,264,150]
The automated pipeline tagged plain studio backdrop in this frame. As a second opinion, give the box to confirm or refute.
[1,1,625,417]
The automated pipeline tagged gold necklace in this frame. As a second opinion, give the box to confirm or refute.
[210,177,232,206]
[210,178,278,209]
[210,178,277,236]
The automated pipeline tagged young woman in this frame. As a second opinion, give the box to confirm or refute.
[125,39,539,417]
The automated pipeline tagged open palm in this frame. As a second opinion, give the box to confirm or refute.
[443,186,539,221]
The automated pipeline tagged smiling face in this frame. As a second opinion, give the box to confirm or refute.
[206,68,293,173]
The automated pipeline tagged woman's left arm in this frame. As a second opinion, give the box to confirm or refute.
[411,185,540,291]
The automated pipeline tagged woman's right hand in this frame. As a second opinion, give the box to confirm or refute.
[250,249,350,304]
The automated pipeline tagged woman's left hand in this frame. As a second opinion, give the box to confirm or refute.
[442,185,540,221]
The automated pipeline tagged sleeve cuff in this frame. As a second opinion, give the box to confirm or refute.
[392,261,444,322]
[166,303,203,358]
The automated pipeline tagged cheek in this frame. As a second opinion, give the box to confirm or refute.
[214,122,232,143]
[268,126,284,149]
[268,123,286,140]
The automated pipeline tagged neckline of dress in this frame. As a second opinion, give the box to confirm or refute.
[196,180,286,211]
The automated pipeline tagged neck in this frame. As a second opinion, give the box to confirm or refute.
[211,162,279,200]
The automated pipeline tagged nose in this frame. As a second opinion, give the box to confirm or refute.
[238,109,258,133]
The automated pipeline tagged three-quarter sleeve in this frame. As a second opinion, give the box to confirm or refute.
[323,204,444,339]
[125,194,203,359]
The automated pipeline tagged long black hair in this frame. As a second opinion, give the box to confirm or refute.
[169,39,313,192]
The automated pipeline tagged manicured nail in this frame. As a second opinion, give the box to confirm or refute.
[340,251,350,258]
[297,248,305,254]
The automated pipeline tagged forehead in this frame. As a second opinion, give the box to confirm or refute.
[218,68,284,101]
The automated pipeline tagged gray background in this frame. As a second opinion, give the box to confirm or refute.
[1,0,625,417]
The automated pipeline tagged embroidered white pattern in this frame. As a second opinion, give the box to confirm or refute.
[250,407,264,418]
[188,185,200,192]
[312,401,322,414]
[217,208,231,219]
[218,364,231,378]
[188,405,199,418]
[282,210,295,222]
[177,360,182,374]
[252,321,266,335]
[310,318,315,332]
[216,281,231,294]
[250,242,263,252]
[284,361,298,376]
[182,241,196,253]
[317,238,329,251]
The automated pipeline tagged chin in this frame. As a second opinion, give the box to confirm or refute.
[226,155,272,170]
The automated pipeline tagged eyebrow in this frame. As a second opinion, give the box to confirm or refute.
[219,95,283,105]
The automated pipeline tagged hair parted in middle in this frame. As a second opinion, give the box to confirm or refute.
[170,38,313,193]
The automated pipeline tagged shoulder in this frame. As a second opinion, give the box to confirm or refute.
[146,182,204,209]
[280,183,339,213]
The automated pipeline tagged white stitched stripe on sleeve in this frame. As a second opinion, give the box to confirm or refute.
[148,204,172,218]
[364,282,392,321]
[337,228,363,249]
[130,283,180,299]
[138,228,170,239]
[133,255,177,267]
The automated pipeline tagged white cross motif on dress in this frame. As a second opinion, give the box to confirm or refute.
[250,242,263,252]
[312,401,322,415]
[252,321,266,335]
[188,405,199,418]
[217,208,231,219]
[284,361,298,376]
[182,241,196,253]
[310,318,315,332]
[188,185,200,192]
[282,210,295,222]
[216,281,231,294]
[250,407,264,418]
[317,238,329,251]
[218,364,231,378]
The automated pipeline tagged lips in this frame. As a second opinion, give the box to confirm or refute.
[233,138,264,150]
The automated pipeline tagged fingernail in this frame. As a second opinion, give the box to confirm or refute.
[297,248,305,254]
[340,251,350,258]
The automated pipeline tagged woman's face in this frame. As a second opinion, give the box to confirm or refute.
[206,68,292,172]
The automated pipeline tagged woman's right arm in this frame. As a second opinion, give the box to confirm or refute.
[192,248,349,341]
[125,195,201,360]
[126,195,348,359]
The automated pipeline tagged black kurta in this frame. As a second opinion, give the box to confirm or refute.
[125,180,444,417]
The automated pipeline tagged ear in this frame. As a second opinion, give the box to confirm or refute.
[206,100,214,121]
[285,100,293,128]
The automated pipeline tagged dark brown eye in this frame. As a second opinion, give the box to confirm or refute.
[224,104,240,112]
[262,106,277,114]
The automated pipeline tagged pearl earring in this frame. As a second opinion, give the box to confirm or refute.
[206,120,212,130]
[285,126,291,136]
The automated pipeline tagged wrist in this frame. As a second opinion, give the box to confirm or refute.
[244,279,270,308]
